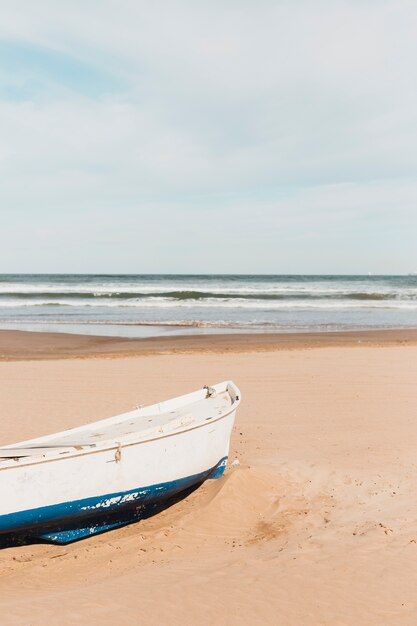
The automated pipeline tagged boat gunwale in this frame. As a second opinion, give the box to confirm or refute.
[0,385,240,472]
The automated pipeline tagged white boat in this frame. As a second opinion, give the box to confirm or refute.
[0,381,240,544]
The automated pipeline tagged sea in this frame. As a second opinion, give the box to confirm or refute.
[0,274,416,337]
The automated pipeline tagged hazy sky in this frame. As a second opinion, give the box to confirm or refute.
[0,1,416,274]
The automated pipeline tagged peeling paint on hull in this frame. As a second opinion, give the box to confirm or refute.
[0,457,227,545]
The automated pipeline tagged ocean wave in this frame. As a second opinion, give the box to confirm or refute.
[0,279,416,299]
[0,297,417,310]
[0,290,415,302]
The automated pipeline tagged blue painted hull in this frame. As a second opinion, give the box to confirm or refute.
[0,457,227,545]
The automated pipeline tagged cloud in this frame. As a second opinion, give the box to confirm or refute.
[0,1,416,271]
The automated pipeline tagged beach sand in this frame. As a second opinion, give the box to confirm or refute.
[0,330,417,625]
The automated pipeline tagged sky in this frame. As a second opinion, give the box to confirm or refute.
[0,0,416,274]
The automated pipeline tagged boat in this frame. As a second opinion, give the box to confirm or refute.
[0,381,240,545]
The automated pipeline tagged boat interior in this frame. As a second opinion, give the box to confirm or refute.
[0,381,239,462]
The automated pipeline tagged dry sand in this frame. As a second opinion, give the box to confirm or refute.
[0,330,417,625]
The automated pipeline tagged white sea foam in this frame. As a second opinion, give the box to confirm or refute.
[0,278,416,299]
[0,297,416,310]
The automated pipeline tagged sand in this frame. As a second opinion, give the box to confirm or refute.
[1,327,417,360]
[0,330,417,625]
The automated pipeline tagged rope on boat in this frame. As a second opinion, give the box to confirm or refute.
[114,443,122,463]
[203,385,217,398]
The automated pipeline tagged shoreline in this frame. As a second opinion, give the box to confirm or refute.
[1,327,417,360]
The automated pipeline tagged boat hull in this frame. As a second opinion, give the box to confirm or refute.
[0,457,227,544]
[0,404,236,545]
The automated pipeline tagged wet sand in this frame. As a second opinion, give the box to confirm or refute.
[0,327,417,360]
[0,330,417,624]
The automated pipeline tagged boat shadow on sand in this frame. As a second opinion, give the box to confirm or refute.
[0,481,201,550]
